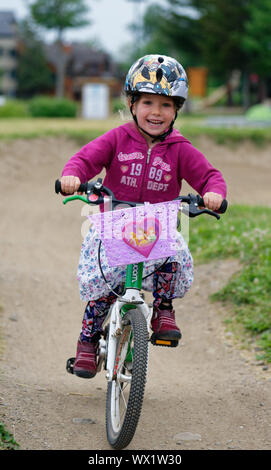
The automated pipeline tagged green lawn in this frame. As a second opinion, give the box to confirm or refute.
[189,204,271,362]
[0,116,271,148]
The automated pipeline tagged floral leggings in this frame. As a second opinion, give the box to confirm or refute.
[80,262,178,343]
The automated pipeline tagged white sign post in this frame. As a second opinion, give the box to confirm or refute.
[82,83,109,119]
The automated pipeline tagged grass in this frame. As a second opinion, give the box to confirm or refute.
[0,117,121,143]
[0,311,18,450]
[178,123,271,147]
[0,422,19,450]
[0,115,271,148]
[188,204,271,362]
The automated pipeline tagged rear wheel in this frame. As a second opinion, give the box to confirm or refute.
[106,308,149,449]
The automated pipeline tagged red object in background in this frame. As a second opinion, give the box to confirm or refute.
[250,73,259,84]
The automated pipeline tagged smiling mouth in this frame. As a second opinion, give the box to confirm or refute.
[147,119,164,126]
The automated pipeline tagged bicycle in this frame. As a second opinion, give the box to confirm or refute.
[55,178,227,449]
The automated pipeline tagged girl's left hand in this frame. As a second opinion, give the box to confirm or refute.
[203,192,223,211]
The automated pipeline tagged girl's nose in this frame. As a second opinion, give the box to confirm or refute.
[152,103,161,115]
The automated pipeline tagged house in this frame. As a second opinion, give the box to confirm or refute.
[0,9,122,103]
[45,42,122,102]
[0,11,18,97]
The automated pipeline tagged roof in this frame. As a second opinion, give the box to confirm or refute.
[45,42,117,77]
[0,11,17,38]
[69,43,110,74]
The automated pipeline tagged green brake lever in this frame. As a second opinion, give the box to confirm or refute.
[63,195,89,204]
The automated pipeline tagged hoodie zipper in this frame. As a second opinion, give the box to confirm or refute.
[147,148,151,164]
[139,147,152,201]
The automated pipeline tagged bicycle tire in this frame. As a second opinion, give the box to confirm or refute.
[106,307,149,449]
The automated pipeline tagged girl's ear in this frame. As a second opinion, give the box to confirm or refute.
[128,98,136,117]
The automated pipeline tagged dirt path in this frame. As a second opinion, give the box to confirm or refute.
[0,136,271,450]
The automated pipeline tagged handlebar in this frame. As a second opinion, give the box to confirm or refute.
[55,178,227,219]
[55,178,115,205]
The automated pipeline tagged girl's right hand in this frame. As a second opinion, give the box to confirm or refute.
[60,175,82,194]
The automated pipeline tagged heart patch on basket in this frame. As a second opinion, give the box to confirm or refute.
[122,217,162,257]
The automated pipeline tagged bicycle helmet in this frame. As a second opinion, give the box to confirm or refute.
[124,54,188,141]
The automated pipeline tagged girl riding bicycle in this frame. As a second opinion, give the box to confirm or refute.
[60,54,227,379]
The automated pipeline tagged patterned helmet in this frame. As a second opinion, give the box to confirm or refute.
[125,54,188,105]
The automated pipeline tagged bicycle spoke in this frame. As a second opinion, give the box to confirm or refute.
[119,380,128,408]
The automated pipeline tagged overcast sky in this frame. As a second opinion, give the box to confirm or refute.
[1,0,167,59]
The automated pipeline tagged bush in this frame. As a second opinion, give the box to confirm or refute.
[112,97,127,114]
[0,99,30,118]
[28,96,78,117]
[246,104,271,121]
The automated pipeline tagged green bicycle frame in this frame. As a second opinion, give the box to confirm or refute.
[120,262,143,315]
[125,262,144,290]
[121,262,144,363]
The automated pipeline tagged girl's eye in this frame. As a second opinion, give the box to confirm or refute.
[140,98,173,108]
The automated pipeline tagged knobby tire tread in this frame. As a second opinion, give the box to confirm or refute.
[106,308,149,449]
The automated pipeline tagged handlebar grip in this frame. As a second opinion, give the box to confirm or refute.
[197,196,228,213]
[55,180,62,193]
[218,199,228,213]
[55,179,88,194]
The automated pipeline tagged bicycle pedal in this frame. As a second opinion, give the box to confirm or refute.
[150,335,179,348]
[66,357,75,374]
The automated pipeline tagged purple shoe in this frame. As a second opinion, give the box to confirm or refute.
[73,339,98,379]
[151,305,181,341]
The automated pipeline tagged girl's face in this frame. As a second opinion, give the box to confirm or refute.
[132,93,176,144]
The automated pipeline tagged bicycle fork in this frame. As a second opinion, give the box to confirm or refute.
[97,262,152,379]
[101,296,152,381]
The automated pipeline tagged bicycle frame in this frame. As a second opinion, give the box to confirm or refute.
[102,261,152,382]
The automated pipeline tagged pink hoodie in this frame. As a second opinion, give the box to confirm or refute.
[62,122,227,203]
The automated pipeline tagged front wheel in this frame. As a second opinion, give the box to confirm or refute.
[106,308,149,449]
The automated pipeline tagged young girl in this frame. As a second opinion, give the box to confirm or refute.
[60,54,227,379]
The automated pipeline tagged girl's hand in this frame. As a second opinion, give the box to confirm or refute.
[203,192,223,211]
[60,175,82,194]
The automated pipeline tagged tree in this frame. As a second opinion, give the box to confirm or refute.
[30,0,90,97]
[136,1,251,104]
[17,19,54,98]
[126,1,202,67]
[195,0,250,105]
[141,1,249,73]
[125,1,271,105]
[242,0,271,100]
[143,3,202,66]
